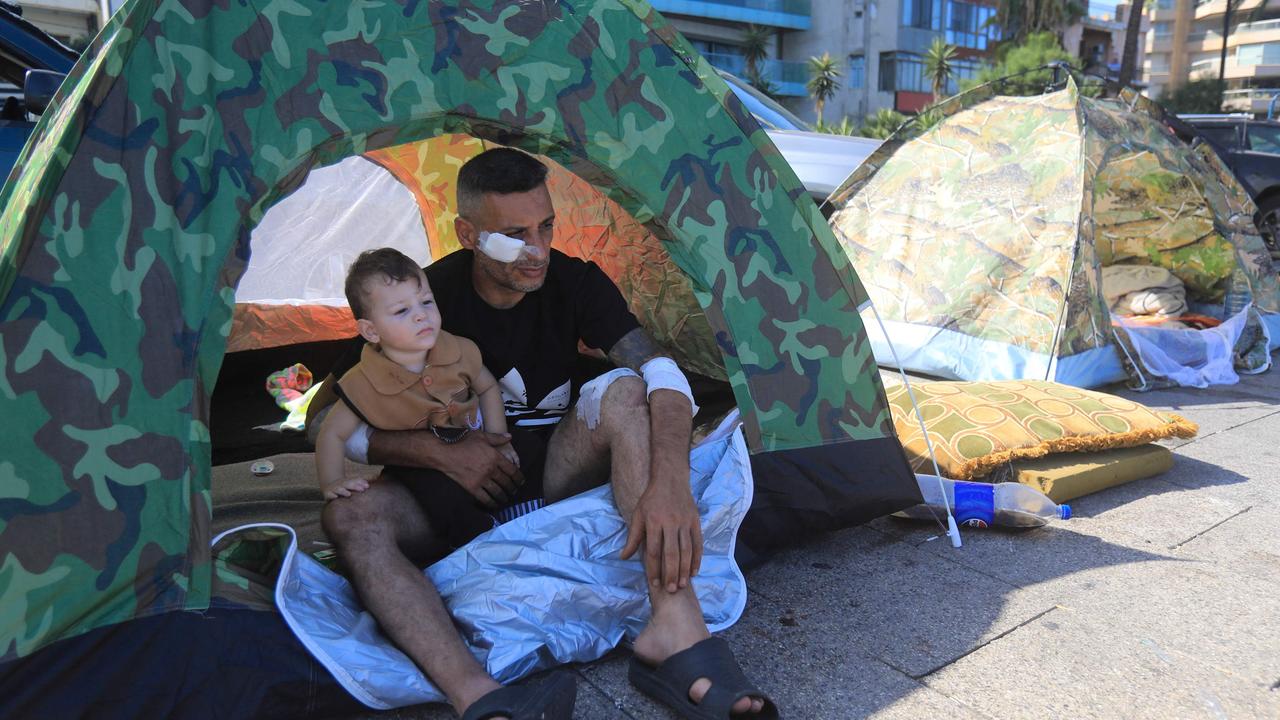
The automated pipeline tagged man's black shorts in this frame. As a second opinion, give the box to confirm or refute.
[383,425,555,536]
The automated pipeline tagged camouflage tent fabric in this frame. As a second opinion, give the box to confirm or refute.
[0,0,919,710]
[829,79,1280,388]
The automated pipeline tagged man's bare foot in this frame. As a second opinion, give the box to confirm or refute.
[632,589,767,715]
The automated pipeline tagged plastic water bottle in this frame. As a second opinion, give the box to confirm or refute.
[896,475,1071,528]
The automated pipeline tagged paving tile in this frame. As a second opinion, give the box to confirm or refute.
[1173,503,1280,571]
[996,553,1280,689]
[1061,471,1251,551]
[924,605,1280,720]
[1163,412,1280,509]
[742,525,1067,678]
[871,510,1177,595]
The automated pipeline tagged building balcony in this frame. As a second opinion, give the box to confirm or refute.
[702,52,809,96]
[650,0,811,30]
[1222,86,1280,113]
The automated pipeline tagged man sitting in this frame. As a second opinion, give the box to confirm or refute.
[308,148,777,720]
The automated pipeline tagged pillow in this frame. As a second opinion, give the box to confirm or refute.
[987,443,1174,503]
[885,380,1197,479]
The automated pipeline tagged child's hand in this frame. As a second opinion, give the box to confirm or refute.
[498,443,520,467]
[322,476,373,500]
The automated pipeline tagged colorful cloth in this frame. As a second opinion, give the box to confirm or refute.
[265,363,316,431]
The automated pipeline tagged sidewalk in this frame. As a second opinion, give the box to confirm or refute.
[361,371,1280,719]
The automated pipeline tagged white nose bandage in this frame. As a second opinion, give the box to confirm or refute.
[477,231,544,263]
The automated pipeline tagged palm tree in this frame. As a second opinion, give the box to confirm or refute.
[992,0,1087,44]
[806,53,842,124]
[741,25,773,87]
[858,108,909,139]
[924,38,958,101]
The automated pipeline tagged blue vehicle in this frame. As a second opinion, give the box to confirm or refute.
[0,1,77,176]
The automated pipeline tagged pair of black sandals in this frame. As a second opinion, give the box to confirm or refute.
[461,637,779,720]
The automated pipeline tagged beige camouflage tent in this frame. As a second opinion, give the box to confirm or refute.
[828,79,1280,388]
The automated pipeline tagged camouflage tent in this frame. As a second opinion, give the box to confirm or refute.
[0,0,919,714]
[829,80,1280,388]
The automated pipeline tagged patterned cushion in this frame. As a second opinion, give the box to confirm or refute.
[885,380,1197,479]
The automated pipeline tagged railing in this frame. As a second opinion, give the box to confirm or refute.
[1234,18,1280,33]
[1222,87,1280,100]
[1189,58,1220,78]
[651,0,811,18]
[702,53,809,96]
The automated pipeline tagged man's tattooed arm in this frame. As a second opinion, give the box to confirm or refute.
[607,327,666,372]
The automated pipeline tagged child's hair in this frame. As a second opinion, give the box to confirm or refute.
[344,248,422,319]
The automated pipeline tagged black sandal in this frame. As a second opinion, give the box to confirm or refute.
[460,671,577,720]
[629,637,779,719]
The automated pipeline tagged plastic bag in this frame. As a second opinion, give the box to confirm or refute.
[1114,305,1252,388]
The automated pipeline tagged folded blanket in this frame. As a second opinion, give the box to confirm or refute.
[1102,265,1187,317]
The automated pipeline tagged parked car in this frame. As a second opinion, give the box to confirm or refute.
[0,2,76,176]
[718,69,880,210]
[1176,113,1280,257]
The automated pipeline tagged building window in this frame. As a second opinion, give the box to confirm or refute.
[849,55,865,88]
[944,2,1000,50]
[880,51,982,94]
[1153,21,1172,37]
[689,38,747,77]
[901,0,942,29]
[1236,42,1280,66]
[1156,0,1175,8]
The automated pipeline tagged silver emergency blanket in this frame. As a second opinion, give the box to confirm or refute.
[267,415,753,709]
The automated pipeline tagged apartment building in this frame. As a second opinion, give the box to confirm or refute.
[10,0,108,44]
[1063,2,1148,84]
[653,0,1001,124]
[1144,0,1280,111]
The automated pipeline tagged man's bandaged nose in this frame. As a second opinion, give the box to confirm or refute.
[477,231,543,263]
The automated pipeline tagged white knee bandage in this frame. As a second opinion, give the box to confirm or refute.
[573,358,698,430]
[640,357,699,416]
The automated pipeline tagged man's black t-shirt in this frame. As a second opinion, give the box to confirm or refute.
[329,249,640,429]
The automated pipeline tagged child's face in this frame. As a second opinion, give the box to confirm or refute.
[356,271,442,357]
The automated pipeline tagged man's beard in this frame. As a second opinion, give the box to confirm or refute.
[478,254,547,293]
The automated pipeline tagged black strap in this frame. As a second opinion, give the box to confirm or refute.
[331,382,380,430]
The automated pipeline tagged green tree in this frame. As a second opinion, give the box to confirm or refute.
[806,52,842,124]
[992,0,1087,45]
[741,25,772,87]
[924,38,958,101]
[815,116,859,135]
[1161,78,1225,114]
[962,32,1080,96]
[857,108,909,139]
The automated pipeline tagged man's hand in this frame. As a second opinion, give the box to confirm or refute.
[368,427,524,508]
[439,431,524,509]
[620,480,703,594]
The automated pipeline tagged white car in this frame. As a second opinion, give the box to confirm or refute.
[719,70,881,206]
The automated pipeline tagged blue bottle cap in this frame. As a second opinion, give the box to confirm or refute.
[1060,504,1072,520]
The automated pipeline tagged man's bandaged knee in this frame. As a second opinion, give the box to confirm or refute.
[640,357,699,416]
